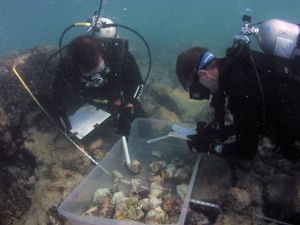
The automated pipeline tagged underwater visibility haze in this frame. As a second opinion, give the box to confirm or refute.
[1,0,300,60]
[1,1,300,224]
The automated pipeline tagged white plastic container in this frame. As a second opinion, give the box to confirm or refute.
[58,118,200,225]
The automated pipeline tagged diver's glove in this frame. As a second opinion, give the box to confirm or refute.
[187,134,225,154]
[196,121,217,141]
[116,104,135,136]
[58,114,71,132]
[186,121,218,153]
[186,134,210,152]
[49,102,71,132]
[55,108,71,132]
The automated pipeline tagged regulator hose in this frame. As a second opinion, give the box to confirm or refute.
[57,22,151,84]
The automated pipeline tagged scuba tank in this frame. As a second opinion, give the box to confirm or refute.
[234,16,300,59]
[256,19,300,59]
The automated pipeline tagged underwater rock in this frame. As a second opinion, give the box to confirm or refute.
[83,206,98,216]
[131,178,143,193]
[88,139,106,161]
[130,178,149,198]
[93,188,112,205]
[171,157,184,167]
[127,159,143,174]
[93,149,106,161]
[214,213,260,225]
[89,139,104,150]
[253,158,276,176]
[176,184,188,201]
[160,163,176,180]
[149,160,167,173]
[111,191,125,205]
[95,204,115,218]
[61,154,91,174]
[191,154,232,205]
[145,83,212,123]
[152,150,163,159]
[0,45,58,128]
[0,177,32,225]
[235,168,263,209]
[148,172,164,183]
[161,196,183,216]
[149,181,169,199]
[221,187,251,214]
[114,197,144,221]
[173,167,190,182]
[263,174,300,222]
[112,170,123,183]
[141,197,162,211]
[186,210,210,225]
[46,206,66,225]
[0,46,59,222]
[144,206,168,224]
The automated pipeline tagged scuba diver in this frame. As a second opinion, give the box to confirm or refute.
[51,18,146,137]
[175,17,300,161]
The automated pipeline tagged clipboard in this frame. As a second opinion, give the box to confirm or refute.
[146,124,197,144]
[68,103,111,139]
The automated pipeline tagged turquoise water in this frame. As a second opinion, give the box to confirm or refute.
[1,0,300,64]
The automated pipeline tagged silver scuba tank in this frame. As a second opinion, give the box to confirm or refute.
[256,19,300,59]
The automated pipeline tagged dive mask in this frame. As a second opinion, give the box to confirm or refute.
[188,51,215,100]
[80,61,110,87]
[189,73,211,100]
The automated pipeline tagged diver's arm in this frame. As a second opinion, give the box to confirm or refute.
[50,59,74,130]
[122,51,144,106]
[190,94,260,160]
[114,50,145,136]
[188,122,258,160]
[50,59,72,117]
[220,94,261,160]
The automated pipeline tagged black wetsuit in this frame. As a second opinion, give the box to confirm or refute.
[51,38,146,135]
[212,46,300,160]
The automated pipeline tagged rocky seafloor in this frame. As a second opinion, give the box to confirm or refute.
[0,46,299,225]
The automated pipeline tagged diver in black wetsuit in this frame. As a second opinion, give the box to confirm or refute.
[51,35,146,136]
[175,45,300,161]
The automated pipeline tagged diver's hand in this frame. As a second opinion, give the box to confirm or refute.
[196,121,217,141]
[186,134,209,152]
[186,120,217,152]
[187,134,225,155]
[58,114,71,132]
[116,104,135,136]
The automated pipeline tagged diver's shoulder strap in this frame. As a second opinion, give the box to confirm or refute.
[95,38,129,74]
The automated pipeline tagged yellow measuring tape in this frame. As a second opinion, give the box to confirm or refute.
[12,65,55,124]
[12,65,111,175]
